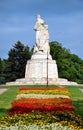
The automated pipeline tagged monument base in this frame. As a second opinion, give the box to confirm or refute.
[6,77,78,86]
[6,53,78,86]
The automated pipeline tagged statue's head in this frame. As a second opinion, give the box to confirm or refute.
[36,15,41,19]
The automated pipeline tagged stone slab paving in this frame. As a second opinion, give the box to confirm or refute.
[80,89,83,92]
[0,88,8,94]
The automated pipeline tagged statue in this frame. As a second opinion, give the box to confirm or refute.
[33,15,50,54]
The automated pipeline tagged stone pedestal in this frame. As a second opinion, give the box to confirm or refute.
[6,53,78,86]
[25,53,58,84]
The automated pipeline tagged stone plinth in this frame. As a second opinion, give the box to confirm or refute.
[6,53,78,86]
[25,54,58,80]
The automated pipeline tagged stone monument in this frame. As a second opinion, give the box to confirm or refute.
[24,15,58,85]
[6,15,78,86]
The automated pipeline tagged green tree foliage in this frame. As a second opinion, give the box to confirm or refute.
[5,41,31,82]
[0,40,83,84]
[50,41,83,84]
[0,58,7,84]
[0,58,3,84]
[0,58,2,73]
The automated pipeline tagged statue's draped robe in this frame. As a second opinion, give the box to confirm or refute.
[33,16,50,54]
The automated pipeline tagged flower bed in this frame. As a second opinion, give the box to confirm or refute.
[9,97,74,114]
[0,111,83,130]
[0,123,73,130]
[9,88,73,114]
[16,93,70,99]
[18,88,71,96]
[0,87,83,130]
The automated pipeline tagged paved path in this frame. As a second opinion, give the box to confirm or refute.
[80,89,83,92]
[0,88,8,94]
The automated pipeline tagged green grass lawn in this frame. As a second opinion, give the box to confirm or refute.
[67,86,83,118]
[0,85,83,119]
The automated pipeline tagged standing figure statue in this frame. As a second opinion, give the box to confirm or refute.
[33,15,50,54]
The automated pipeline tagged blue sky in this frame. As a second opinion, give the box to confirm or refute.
[0,0,83,59]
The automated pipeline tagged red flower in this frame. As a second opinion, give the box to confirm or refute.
[9,98,74,115]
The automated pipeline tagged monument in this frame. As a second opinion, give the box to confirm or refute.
[6,15,78,86]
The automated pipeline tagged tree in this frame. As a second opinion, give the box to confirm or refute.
[0,58,7,84]
[0,58,2,73]
[5,41,31,82]
[50,41,83,84]
[50,41,70,60]
[50,41,71,72]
